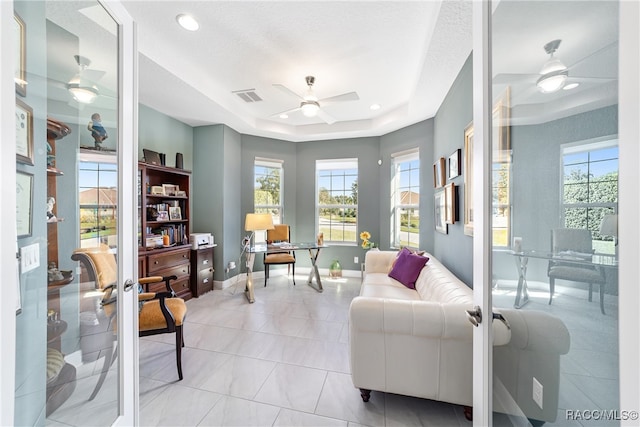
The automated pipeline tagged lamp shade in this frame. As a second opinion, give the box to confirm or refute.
[599,214,618,237]
[245,213,274,231]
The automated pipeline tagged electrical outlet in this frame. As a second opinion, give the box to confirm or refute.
[354,256,359,264]
[532,377,543,409]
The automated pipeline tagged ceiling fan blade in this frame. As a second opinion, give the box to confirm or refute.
[492,73,537,85]
[318,91,359,104]
[570,76,616,83]
[83,69,106,83]
[270,106,301,117]
[273,84,304,101]
[317,109,337,125]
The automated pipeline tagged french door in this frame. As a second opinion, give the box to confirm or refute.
[472,1,640,426]
[4,1,138,425]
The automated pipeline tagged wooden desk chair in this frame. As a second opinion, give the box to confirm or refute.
[547,228,607,314]
[263,224,296,287]
[72,245,187,400]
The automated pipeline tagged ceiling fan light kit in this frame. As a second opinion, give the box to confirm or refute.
[271,75,359,123]
[537,39,568,93]
[67,55,99,103]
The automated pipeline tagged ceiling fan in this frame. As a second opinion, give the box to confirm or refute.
[493,39,616,94]
[67,55,106,104]
[272,76,359,124]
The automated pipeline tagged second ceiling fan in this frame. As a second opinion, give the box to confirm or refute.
[272,76,359,124]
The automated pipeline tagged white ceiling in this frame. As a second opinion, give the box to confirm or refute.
[121,0,473,142]
[45,1,618,142]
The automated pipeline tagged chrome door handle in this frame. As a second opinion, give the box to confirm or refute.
[492,312,511,330]
[466,306,482,327]
[123,279,135,292]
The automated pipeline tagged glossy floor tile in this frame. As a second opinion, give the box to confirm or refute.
[139,274,472,426]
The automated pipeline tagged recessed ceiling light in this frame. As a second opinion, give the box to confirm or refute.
[563,82,580,90]
[370,104,381,110]
[279,114,289,119]
[176,14,199,31]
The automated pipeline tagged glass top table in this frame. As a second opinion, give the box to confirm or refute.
[244,243,328,303]
[508,249,617,309]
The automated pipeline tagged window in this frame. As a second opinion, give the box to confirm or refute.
[492,160,511,247]
[391,149,419,248]
[79,156,117,248]
[317,159,358,244]
[562,139,618,253]
[254,158,283,224]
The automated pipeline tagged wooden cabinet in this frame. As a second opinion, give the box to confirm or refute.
[138,162,193,300]
[138,162,190,249]
[191,245,215,297]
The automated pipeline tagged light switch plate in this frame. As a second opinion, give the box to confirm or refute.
[533,377,543,409]
[20,243,40,273]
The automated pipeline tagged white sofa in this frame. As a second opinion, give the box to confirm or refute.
[349,250,570,423]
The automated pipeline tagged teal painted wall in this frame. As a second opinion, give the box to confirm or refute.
[138,104,193,170]
[433,54,474,285]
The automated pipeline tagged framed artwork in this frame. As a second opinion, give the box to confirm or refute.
[448,149,461,180]
[16,171,33,238]
[15,12,27,97]
[433,157,446,188]
[463,122,474,236]
[492,87,511,163]
[445,183,456,224]
[15,99,34,165]
[434,190,447,234]
[156,210,169,221]
[169,206,182,220]
[162,184,179,196]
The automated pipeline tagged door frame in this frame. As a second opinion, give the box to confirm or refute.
[0,1,139,424]
[471,1,640,425]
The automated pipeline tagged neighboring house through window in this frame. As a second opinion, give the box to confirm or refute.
[316,158,358,244]
[79,153,117,248]
[391,149,420,248]
[562,138,618,254]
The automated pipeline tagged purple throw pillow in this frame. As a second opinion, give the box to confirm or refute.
[388,247,429,289]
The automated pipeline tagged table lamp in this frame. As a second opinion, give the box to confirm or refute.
[243,213,274,303]
[599,214,618,256]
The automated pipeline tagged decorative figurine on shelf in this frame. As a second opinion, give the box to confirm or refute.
[47,262,64,283]
[87,112,108,149]
[47,197,57,222]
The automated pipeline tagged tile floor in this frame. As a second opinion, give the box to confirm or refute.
[46,271,619,426]
[138,274,473,427]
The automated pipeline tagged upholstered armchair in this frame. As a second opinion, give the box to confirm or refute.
[547,228,607,314]
[263,224,296,287]
[72,246,187,400]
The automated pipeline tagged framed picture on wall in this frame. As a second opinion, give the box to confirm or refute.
[433,157,446,188]
[16,171,33,238]
[16,99,34,165]
[463,122,474,236]
[445,183,456,224]
[448,149,461,179]
[434,190,447,234]
[15,12,27,97]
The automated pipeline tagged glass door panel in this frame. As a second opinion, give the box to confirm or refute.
[490,1,619,425]
[14,0,134,425]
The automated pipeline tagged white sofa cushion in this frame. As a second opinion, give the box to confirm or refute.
[360,273,421,300]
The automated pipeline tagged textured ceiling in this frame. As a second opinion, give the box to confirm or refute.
[44,1,618,142]
[122,0,473,141]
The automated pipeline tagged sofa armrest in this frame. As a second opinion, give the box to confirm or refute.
[364,251,398,274]
[349,297,511,344]
[498,309,570,354]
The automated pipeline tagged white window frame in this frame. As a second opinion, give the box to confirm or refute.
[561,137,619,250]
[316,158,358,245]
[391,149,420,249]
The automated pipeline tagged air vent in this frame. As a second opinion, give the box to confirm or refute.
[233,89,263,103]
